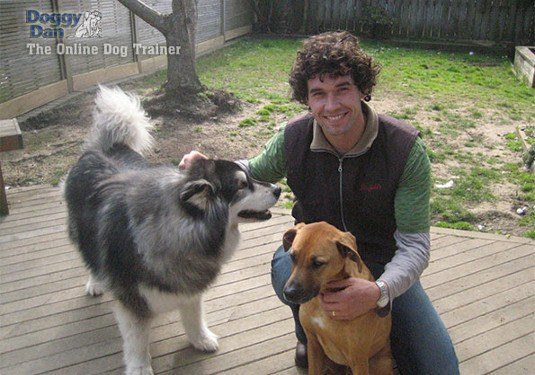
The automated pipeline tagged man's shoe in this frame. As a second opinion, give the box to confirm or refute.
[295,341,308,369]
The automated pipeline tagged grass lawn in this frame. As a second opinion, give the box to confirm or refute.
[172,36,533,237]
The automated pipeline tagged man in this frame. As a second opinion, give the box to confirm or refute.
[180,31,459,374]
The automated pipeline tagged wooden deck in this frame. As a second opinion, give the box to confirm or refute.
[0,185,533,374]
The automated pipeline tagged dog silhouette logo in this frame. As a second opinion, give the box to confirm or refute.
[72,10,102,38]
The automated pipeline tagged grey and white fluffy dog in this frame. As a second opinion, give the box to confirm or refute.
[64,86,280,374]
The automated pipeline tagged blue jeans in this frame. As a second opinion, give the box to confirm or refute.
[271,245,459,375]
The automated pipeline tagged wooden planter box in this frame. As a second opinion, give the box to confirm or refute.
[513,46,535,88]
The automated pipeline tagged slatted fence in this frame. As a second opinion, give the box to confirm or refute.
[274,0,534,45]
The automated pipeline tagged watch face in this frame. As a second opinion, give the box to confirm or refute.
[376,281,389,307]
[377,296,388,308]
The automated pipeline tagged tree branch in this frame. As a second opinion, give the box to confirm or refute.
[116,0,169,34]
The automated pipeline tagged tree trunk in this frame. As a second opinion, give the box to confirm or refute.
[165,0,203,94]
[117,0,203,95]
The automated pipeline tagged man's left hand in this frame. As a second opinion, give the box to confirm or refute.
[319,278,380,320]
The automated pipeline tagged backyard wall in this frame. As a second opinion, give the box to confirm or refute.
[0,0,253,119]
[269,0,534,46]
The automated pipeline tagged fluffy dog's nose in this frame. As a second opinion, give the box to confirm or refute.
[273,186,282,199]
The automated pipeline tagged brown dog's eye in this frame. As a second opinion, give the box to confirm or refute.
[311,259,325,269]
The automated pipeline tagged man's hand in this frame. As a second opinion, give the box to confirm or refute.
[178,150,208,170]
[319,278,380,320]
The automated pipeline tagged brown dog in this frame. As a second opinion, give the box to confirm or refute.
[282,222,393,375]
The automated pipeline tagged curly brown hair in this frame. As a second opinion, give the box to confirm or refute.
[289,31,381,105]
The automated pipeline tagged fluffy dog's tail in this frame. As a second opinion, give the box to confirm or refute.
[84,85,153,155]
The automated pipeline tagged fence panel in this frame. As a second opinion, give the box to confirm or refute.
[56,0,134,76]
[224,0,253,32]
[198,0,221,42]
[283,0,534,45]
[134,0,170,60]
[0,0,63,103]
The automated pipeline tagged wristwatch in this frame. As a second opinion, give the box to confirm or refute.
[375,280,389,308]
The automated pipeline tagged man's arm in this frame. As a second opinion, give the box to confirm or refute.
[378,231,430,301]
[376,137,432,300]
[246,125,287,182]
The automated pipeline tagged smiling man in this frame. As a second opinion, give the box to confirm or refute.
[180,31,459,374]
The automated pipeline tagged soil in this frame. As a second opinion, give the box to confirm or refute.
[1,84,531,237]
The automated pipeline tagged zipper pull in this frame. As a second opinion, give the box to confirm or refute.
[338,158,343,173]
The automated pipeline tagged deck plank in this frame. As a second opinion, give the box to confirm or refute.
[449,297,533,344]
[1,185,534,374]
[459,334,534,374]
[455,315,534,362]
[491,354,535,374]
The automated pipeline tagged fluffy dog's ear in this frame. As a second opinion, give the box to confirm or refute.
[336,232,363,273]
[282,223,305,251]
[179,179,215,210]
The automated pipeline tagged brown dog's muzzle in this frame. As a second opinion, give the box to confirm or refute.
[283,278,319,305]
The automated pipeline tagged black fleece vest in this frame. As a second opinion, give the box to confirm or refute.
[284,113,419,265]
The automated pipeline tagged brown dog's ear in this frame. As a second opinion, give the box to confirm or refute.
[282,223,305,251]
[336,232,363,273]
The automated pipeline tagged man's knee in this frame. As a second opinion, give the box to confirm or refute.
[390,282,459,374]
[271,245,292,305]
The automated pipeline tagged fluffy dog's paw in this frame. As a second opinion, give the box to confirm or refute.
[190,329,219,352]
[85,277,105,297]
[125,365,154,375]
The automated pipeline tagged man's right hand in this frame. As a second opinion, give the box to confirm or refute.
[178,150,208,170]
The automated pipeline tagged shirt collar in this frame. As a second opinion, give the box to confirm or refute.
[310,101,378,157]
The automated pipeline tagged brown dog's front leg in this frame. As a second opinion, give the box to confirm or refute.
[369,343,394,375]
[305,331,327,375]
[350,361,370,375]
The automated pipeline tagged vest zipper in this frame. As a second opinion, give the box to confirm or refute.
[313,149,351,231]
[338,157,348,231]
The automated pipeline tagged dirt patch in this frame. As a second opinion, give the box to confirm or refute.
[2,87,282,187]
[143,88,241,120]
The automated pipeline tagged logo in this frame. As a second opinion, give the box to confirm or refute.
[25,9,181,57]
[26,9,102,38]
[73,11,102,38]
[360,182,382,193]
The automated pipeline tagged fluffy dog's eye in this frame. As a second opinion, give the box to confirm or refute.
[237,179,248,189]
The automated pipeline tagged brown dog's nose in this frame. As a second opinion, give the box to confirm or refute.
[283,282,300,303]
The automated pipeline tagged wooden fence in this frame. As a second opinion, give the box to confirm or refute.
[0,0,252,118]
[270,0,534,46]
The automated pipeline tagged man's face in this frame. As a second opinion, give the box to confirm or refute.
[307,75,365,138]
